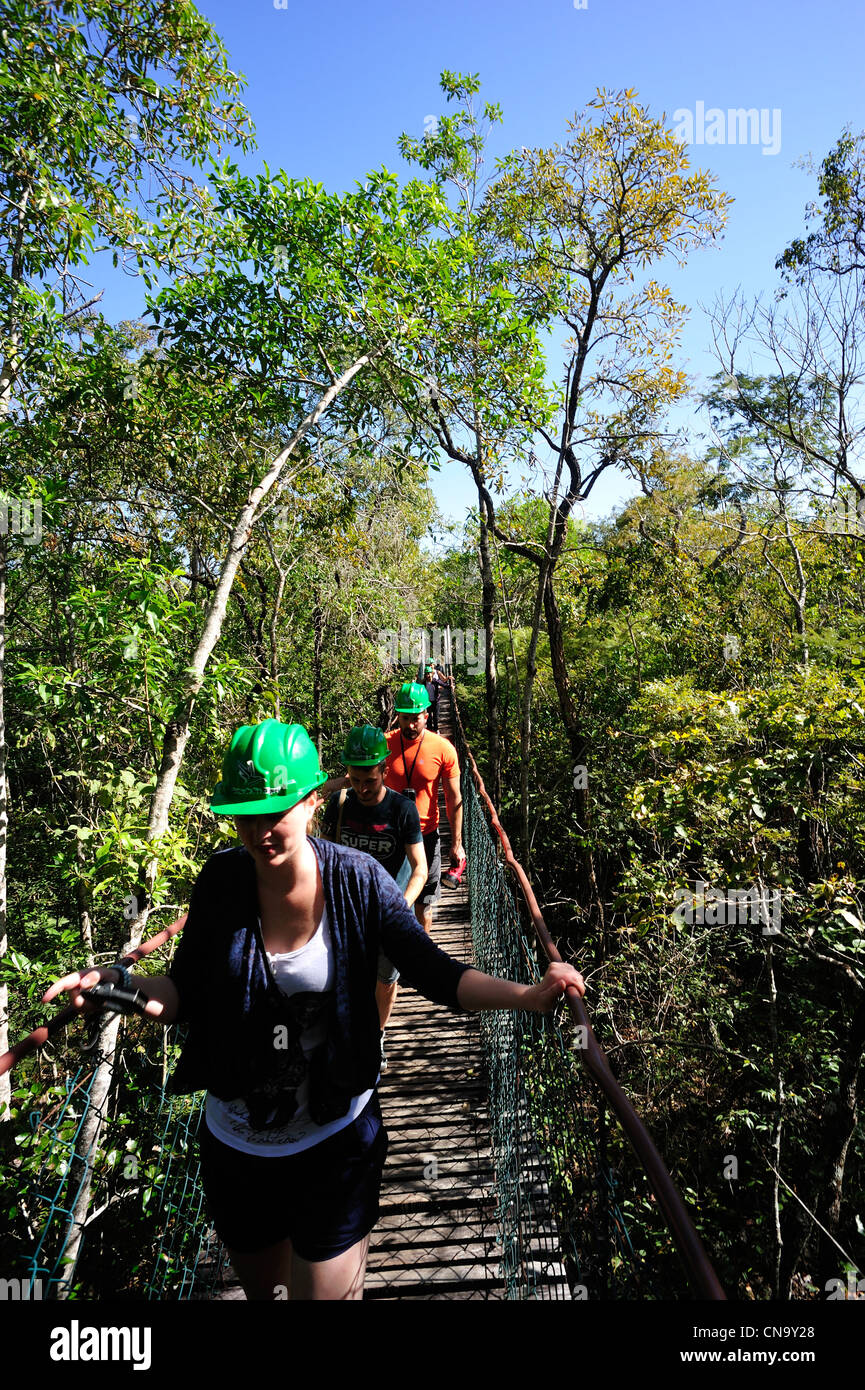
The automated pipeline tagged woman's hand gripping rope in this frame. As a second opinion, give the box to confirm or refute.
[455,961,585,1015]
[42,967,166,1019]
[524,961,585,1015]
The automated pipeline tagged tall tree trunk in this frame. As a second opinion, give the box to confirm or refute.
[56,350,380,1291]
[56,1011,122,1295]
[519,554,550,866]
[312,592,324,757]
[543,570,588,787]
[543,569,606,943]
[515,460,564,865]
[131,347,378,939]
[476,498,501,807]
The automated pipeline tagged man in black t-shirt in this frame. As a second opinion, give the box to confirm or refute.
[321,725,426,1054]
[322,780,422,883]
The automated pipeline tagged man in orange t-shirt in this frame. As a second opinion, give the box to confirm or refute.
[384,681,464,933]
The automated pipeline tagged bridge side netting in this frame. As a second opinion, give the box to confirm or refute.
[1,1022,227,1300]
[461,763,649,1299]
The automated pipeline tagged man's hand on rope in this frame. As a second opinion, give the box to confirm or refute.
[42,968,166,1019]
[525,962,585,1014]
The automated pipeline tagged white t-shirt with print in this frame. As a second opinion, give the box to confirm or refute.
[205,904,374,1155]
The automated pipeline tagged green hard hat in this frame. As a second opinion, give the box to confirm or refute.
[394,680,431,713]
[211,719,327,816]
[342,724,389,766]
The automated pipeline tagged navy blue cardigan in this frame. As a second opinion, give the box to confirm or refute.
[168,837,472,1125]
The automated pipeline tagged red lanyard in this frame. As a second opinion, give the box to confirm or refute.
[399,730,425,790]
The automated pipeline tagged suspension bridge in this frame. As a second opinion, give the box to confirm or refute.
[0,684,724,1301]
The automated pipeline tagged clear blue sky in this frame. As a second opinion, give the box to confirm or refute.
[106,0,865,531]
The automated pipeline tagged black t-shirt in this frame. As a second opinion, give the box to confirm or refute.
[321,787,422,881]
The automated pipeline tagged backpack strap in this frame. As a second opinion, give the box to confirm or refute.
[335,787,348,843]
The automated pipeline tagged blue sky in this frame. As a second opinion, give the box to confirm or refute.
[106,0,865,533]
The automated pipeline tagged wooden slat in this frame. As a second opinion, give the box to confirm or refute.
[364,870,506,1298]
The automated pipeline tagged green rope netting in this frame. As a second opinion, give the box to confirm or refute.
[459,759,647,1299]
[1,1019,225,1301]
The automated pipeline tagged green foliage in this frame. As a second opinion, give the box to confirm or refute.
[0,0,253,403]
[776,130,865,280]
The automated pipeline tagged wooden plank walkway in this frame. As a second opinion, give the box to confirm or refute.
[207,692,571,1300]
[366,693,570,1300]
[364,876,507,1299]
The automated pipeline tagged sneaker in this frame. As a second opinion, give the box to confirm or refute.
[380,1031,388,1072]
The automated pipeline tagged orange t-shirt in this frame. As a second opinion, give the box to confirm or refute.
[384,729,459,834]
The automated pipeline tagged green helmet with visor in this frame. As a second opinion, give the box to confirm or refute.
[342,724,389,767]
[210,719,327,816]
[394,680,431,713]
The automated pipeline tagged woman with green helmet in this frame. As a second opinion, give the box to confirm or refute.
[44,717,585,1301]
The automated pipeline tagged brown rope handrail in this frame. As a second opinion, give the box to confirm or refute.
[447,683,726,1301]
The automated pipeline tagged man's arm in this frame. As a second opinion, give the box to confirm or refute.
[402,839,428,908]
[443,772,464,864]
[375,863,585,1014]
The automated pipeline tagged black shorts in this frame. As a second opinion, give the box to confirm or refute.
[198,1093,388,1261]
[418,830,442,909]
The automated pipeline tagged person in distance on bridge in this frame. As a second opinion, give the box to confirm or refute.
[320,723,427,1066]
[423,660,448,733]
[384,680,464,935]
[43,718,584,1302]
